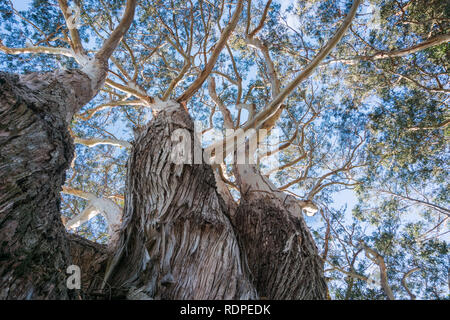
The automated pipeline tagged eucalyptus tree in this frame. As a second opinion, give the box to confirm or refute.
[0,0,448,300]
[302,0,449,299]
[0,0,137,299]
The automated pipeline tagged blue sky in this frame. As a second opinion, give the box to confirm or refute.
[11,0,32,10]
[8,0,360,229]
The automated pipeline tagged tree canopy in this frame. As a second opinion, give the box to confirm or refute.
[0,0,448,299]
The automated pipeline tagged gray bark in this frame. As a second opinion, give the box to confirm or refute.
[104,105,257,299]
[103,103,327,300]
[0,72,327,299]
[67,234,110,299]
[234,193,328,299]
[0,70,100,299]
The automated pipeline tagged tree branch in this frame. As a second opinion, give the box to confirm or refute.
[77,98,144,120]
[57,0,85,56]
[360,241,395,300]
[62,187,122,244]
[74,137,132,149]
[377,189,450,217]
[248,0,272,38]
[402,267,420,300]
[0,40,74,57]
[206,0,361,155]
[342,33,450,63]
[243,0,361,133]
[208,76,234,129]
[95,0,137,62]
[177,0,244,102]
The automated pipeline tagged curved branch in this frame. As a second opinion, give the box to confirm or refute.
[245,37,281,98]
[105,79,153,104]
[74,137,132,148]
[360,242,395,300]
[208,77,234,129]
[248,0,272,38]
[95,0,137,62]
[57,0,85,55]
[177,0,244,102]
[402,268,420,300]
[0,40,74,57]
[62,187,122,244]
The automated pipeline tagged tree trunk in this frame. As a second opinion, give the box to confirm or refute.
[67,234,110,299]
[234,194,328,299]
[233,165,328,299]
[0,71,327,299]
[104,103,327,300]
[104,104,257,299]
[0,71,95,299]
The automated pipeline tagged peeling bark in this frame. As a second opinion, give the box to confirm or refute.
[0,72,81,299]
[67,234,109,299]
[0,71,328,299]
[233,165,328,299]
[0,0,137,299]
[234,195,328,299]
[104,104,257,300]
[0,68,105,299]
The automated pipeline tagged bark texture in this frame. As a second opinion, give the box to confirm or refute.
[0,71,327,300]
[104,103,257,300]
[0,71,94,299]
[233,165,328,299]
[235,195,328,299]
[67,234,110,299]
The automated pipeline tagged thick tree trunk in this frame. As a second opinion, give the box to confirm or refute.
[234,195,328,299]
[0,71,327,300]
[67,234,110,299]
[104,103,327,300]
[104,104,257,299]
[0,71,95,299]
[233,165,328,299]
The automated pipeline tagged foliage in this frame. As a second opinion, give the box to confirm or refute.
[0,0,448,299]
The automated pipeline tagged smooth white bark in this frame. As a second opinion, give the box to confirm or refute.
[62,187,122,242]
[74,137,132,148]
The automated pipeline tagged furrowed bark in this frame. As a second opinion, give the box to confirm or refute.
[234,195,328,299]
[232,165,327,299]
[67,234,110,299]
[0,0,136,299]
[0,66,107,299]
[0,72,85,299]
[104,103,257,300]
